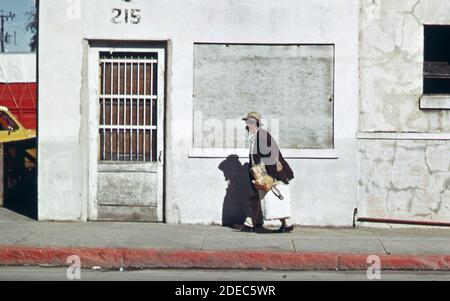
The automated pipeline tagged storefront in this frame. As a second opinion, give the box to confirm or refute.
[38,0,449,227]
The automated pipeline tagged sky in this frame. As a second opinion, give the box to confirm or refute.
[0,0,36,53]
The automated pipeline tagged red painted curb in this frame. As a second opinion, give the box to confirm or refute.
[0,246,449,271]
[339,254,450,271]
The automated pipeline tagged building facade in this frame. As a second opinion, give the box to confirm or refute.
[357,0,450,224]
[37,0,449,227]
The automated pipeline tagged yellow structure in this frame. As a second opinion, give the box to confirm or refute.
[0,106,35,143]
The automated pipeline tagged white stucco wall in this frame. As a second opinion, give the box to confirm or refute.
[38,0,359,225]
[359,0,450,132]
[358,0,450,226]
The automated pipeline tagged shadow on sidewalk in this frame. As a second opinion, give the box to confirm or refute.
[218,155,253,227]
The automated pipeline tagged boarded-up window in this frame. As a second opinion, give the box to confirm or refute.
[193,44,334,149]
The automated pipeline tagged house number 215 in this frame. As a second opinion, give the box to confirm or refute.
[111,8,141,24]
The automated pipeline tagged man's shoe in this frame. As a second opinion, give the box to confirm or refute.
[239,224,254,232]
[275,225,294,233]
[232,224,244,230]
[254,226,275,234]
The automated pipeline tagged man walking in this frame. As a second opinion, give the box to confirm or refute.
[241,112,295,233]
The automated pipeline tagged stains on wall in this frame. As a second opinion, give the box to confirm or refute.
[359,139,450,220]
[359,0,450,133]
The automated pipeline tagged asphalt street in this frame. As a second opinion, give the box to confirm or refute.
[0,267,449,281]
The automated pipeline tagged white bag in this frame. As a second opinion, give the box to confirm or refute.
[259,182,292,221]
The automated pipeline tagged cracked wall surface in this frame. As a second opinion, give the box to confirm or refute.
[359,140,450,221]
[358,0,450,224]
[360,0,450,132]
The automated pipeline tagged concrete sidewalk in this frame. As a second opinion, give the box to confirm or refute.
[1,208,450,271]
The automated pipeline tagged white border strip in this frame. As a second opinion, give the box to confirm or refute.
[357,132,450,140]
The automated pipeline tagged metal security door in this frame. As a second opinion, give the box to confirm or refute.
[94,49,164,222]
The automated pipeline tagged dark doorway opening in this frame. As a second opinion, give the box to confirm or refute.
[2,140,37,220]
[424,25,450,94]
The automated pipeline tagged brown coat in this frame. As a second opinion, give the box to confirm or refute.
[249,128,294,186]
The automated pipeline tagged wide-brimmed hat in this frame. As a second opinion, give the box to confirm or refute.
[242,111,262,123]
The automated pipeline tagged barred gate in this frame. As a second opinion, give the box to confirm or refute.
[98,52,158,162]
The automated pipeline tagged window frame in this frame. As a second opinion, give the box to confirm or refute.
[420,24,450,110]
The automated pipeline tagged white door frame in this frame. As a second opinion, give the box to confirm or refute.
[87,45,165,221]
